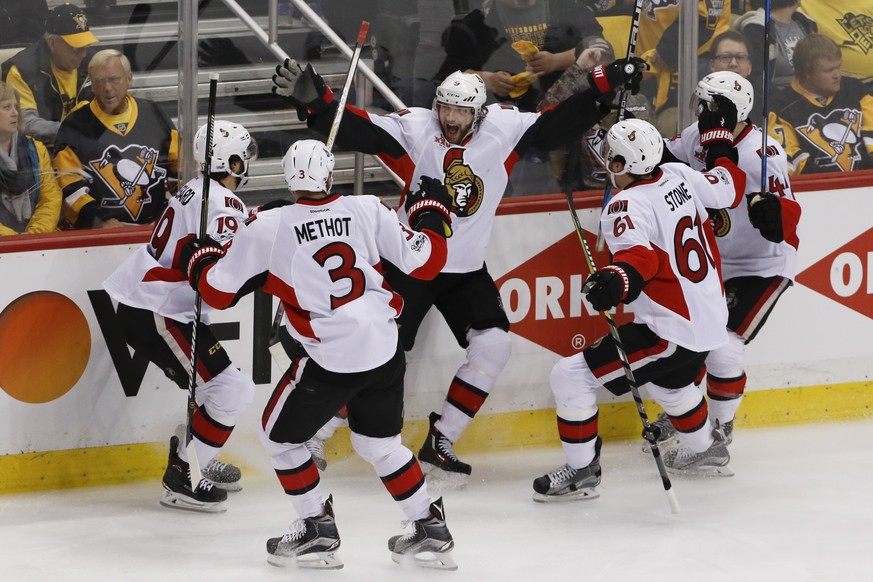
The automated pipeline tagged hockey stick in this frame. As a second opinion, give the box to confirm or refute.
[563,186,680,514]
[595,0,644,252]
[760,0,771,192]
[267,21,370,370]
[185,72,220,489]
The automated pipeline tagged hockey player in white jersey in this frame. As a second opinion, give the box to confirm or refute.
[178,139,457,569]
[651,71,801,454]
[103,120,258,512]
[271,56,647,478]
[532,117,747,501]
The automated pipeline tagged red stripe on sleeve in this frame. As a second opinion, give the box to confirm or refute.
[263,273,319,341]
[780,197,801,250]
[408,230,447,280]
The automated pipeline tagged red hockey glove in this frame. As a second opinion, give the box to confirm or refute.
[405,176,453,238]
[178,236,224,288]
[587,57,647,99]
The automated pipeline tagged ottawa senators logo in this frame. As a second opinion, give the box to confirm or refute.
[710,208,731,238]
[797,108,862,172]
[89,144,167,221]
[443,148,484,217]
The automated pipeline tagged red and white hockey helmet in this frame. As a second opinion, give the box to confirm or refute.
[695,71,754,121]
[606,118,663,177]
[434,71,488,130]
[282,139,335,193]
[194,120,258,185]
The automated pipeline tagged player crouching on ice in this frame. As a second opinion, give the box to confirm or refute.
[533,115,747,502]
[178,139,458,569]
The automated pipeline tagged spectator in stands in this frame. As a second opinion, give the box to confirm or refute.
[53,49,179,229]
[0,1,49,48]
[768,34,873,174]
[0,81,61,236]
[1,3,98,148]
[798,2,873,90]
[706,30,763,123]
[439,0,611,113]
[734,0,818,91]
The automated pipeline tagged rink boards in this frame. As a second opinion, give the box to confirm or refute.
[1,171,872,492]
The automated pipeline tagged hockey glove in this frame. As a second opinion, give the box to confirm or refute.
[178,236,224,288]
[272,59,333,121]
[747,191,783,243]
[587,57,647,100]
[258,198,295,212]
[583,265,630,312]
[698,95,738,169]
[404,176,453,238]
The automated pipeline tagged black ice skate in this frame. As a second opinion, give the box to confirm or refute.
[203,457,242,492]
[160,436,228,513]
[663,426,733,477]
[533,437,602,502]
[418,412,471,477]
[388,497,457,570]
[266,495,342,569]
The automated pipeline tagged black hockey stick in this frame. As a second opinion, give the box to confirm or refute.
[267,20,371,370]
[760,0,771,192]
[563,171,680,514]
[595,0,643,252]
[185,72,219,489]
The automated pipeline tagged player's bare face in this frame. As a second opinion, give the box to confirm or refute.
[804,57,842,98]
[438,104,475,145]
[0,98,19,138]
[91,58,132,116]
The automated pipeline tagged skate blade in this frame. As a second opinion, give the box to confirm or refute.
[532,486,600,503]
[420,462,469,491]
[667,462,734,477]
[159,491,227,514]
[206,479,242,493]
[391,550,458,571]
[641,437,679,456]
[267,551,343,569]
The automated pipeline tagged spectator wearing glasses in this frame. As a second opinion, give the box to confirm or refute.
[0,3,98,148]
[53,49,179,228]
[706,31,763,124]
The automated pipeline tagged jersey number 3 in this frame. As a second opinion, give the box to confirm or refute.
[313,242,366,310]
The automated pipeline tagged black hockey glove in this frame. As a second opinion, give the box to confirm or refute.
[747,191,783,243]
[404,176,453,238]
[698,95,738,169]
[583,265,630,312]
[272,59,333,121]
[178,236,224,288]
[587,57,647,100]
[258,198,295,212]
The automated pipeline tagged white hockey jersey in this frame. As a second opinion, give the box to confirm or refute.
[602,162,745,352]
[103,176,248,323]
[365,105,539,273]
[196,194,447,373]
[665,124,800,281]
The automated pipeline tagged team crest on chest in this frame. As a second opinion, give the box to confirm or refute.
[443,148,484,217]
[89,143,166,221]
[710,208,731,238]
[643,0,680,20]
[798,107,863,172]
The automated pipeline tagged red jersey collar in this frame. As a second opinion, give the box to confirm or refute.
[295,193,341,206]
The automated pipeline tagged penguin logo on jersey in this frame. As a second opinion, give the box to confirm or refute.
[443,148,484,218]
[642,0,680,21]
[89,144,166,221]
[798,108,862,172]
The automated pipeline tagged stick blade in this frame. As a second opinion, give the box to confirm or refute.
[186,437,202,489]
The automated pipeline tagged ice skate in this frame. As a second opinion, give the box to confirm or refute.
[159,436,227,513]
[266,495,342,569]
[721,419,734,445]
[663,428,733,476]
[203,457,242,492]
[305,437,327,471]
[641,411,679,454]
[418,412,471,486]
[533,436,602,502]
[388,498,457,570]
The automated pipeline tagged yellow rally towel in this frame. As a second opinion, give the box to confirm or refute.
[509,71,535,99]
[511,40,539,61]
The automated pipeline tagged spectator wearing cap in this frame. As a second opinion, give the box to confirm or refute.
[1,3,99,148]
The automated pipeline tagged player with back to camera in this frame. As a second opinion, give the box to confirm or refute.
[271,52,647,481]
[648,71,800,455]
[533,113,747,501]
[177,139,459,569]
[103,120,258,513]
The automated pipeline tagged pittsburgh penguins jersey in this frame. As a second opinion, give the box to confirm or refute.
[194,194,447,373]
[665,123,800,281]
[54,96,178,227]
[768,77,873,175]
[602,161,745,352]
[637,0,732,58]
[309,89,609,273]
[799,3,873,83]
[103,176,247,323]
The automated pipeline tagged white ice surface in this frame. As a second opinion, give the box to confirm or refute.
[1,420,870,582]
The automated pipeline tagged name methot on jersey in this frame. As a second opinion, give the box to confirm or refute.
[294,207,353,244]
